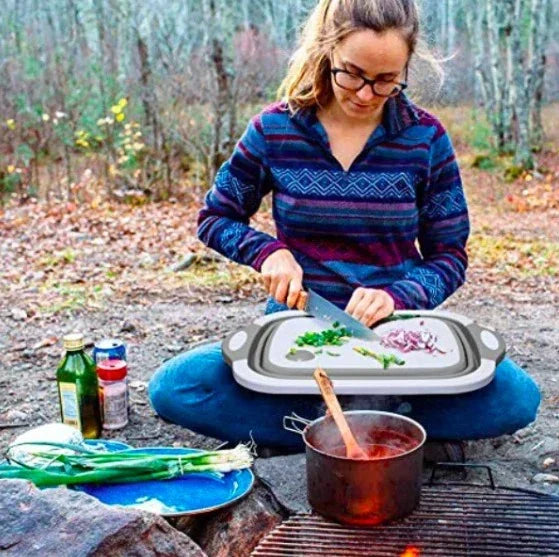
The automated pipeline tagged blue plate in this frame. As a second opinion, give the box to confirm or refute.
[83,439,131,452]
[74,441,254,517]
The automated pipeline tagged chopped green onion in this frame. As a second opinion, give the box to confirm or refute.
[353,346,405,369]
[293,326,351,348]
[375,313,420,325]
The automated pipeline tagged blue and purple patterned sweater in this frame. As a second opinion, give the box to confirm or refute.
[197,94,469,310]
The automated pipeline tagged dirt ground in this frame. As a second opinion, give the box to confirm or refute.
[1,280,558,497]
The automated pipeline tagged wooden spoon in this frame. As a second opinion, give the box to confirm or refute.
[313,367,368,460]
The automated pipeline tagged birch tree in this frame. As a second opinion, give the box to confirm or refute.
[465,0,553,169]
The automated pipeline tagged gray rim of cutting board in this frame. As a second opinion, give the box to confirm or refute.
[221,310,506,395]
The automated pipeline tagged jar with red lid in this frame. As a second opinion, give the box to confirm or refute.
[96,359,128,430]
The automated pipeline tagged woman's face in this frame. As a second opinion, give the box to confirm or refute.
[329,28,409,123]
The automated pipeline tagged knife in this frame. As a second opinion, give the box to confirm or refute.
[300,289,380,342]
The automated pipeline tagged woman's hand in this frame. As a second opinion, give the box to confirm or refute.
[260,249,304,308]
[345,287,395,327]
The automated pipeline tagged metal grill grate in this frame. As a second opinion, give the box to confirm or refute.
[252,485,559,556]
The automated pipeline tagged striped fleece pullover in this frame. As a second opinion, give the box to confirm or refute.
[197,94,469,310]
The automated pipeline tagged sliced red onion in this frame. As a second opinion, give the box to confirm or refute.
[380,327,446,354]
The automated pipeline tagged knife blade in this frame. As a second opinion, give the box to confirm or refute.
[303,289,380,341]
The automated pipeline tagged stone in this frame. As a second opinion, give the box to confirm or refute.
[0,479,206,556]
[190,481,286,557]
[170,253,197,272]
[139,253,156,268]
[120,319,138,333]
[3,409,29,422]
[254,453,310,513]
[129,380,148,392]
[531,473,559,484]
[542,457,556,469]
[11,308,27,321]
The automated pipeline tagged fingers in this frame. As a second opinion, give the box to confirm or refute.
[268,273,281,300]
[346,287,374,322]
[274,274,291,305]
[361,297,386,327]
[345,289,395,327]
[354,294,382,325]
[286,277,303,309]
[345,287,365,315]
[260,250,303,307]
[262,273,271,292]
[295,291,308,311]
[268,273,303,306]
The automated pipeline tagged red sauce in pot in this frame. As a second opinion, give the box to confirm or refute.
[325,429,418,459]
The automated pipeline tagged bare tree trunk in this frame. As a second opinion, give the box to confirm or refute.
[69,0,90,60]
[210,35,228,185]
[440,0,448,54]
[514,0,541,169]
[93,0,108,115]
[530,0,552,150]
[447,0,456,54]
[502,0,517,149]
[486,0,506,149]
[465,1,489,109]
[136,30,156,146]
[208,0,232,186]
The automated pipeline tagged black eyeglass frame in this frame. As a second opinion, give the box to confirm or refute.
[330,66,409,98]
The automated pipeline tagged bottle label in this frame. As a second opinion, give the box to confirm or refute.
[100,385,128,427]
[94,351,110,363]
[59,382,81,430]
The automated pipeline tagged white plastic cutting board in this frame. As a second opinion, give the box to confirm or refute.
[267,316,460,371]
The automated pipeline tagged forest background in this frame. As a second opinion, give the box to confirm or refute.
[1,0,557,315]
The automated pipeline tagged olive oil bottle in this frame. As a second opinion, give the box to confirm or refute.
[57,333,102,439]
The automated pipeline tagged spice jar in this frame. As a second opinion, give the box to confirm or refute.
[97,359,128,430]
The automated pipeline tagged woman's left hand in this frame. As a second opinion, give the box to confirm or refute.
[345,287,395,327]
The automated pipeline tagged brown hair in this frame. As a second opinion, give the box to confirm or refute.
[277,0,441,112]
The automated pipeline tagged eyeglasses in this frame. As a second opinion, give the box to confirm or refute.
[330,67,408,98]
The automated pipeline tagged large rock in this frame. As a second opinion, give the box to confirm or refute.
[0,480,206,556]
[190,481,286,557]
[254,454,310,513]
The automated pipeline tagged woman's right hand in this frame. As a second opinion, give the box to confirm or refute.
[260,249,304,309]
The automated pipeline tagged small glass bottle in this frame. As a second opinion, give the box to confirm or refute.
[97,359,128,430]
[57,333,102,439]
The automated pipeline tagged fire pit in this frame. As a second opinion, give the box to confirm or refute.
[252,481,559,556]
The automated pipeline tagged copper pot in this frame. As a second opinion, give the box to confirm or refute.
[284,410,426,526]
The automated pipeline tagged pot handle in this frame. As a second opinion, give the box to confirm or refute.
[283,413,311,435]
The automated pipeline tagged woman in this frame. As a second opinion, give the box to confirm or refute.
[148,0,540,453]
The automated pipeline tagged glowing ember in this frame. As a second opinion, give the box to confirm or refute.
[400,546,420,557]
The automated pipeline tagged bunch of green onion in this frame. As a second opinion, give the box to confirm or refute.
[0,441,253,488]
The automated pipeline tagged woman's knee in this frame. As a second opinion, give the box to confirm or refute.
[147,341,225,419]
[492,358,541,435]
